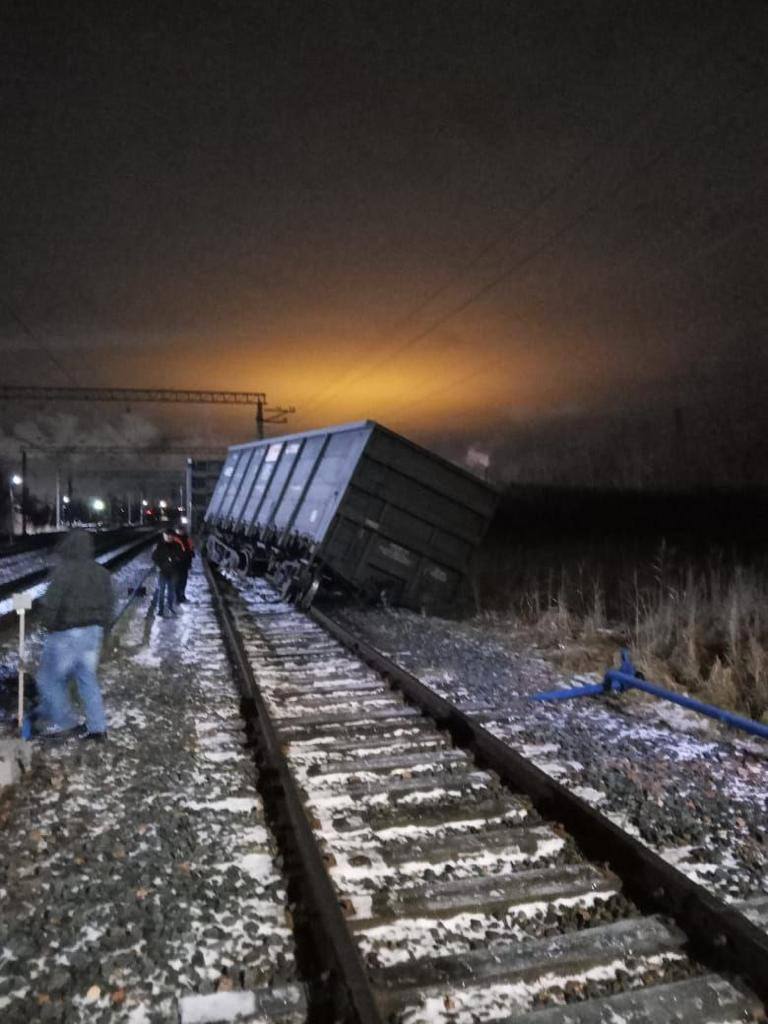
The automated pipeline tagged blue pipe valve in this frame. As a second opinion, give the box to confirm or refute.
[604,648,645,693]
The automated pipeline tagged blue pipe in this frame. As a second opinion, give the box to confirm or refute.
[604,669,768,740]
[532,682,606,702]
[532,645,767,741]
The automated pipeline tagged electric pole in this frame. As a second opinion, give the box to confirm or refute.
[21,449,28,537]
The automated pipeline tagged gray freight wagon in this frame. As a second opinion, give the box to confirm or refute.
[204,421,498,609]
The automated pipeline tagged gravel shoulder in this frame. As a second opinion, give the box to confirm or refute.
[334,605,768,911]
[0,561,299,1023]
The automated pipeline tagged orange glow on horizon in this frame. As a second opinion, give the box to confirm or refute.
[94,312,677,444]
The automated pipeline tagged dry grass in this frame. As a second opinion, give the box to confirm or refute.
[629,563,768,720]
[474,548,768,721]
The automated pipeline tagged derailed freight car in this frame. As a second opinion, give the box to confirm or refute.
[204,421,498,610]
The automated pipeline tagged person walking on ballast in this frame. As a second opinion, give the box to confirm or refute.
[149,528,183,617]
[36,530,112,742]
[174,527,194,603]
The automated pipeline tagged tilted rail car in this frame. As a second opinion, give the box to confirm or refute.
[203,421,498,609]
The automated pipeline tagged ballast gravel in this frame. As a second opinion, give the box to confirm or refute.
[336,606,768,909]
[0,560,298,1023]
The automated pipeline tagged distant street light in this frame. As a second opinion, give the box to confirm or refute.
[11,474,22,486]
[158,500,167,510]
[62,495,70,504]
[141,499,149,507]
[92,498,106,513]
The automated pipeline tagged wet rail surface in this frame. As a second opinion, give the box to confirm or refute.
[205,562,767,1024]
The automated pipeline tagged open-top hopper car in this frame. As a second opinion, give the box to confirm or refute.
[204,421,498,610]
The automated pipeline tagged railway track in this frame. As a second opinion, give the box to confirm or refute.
[0,531,66,559]
[0,528,160,631]
[205,563,767,1024]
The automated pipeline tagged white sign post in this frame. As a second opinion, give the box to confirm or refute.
[12,591,33,739]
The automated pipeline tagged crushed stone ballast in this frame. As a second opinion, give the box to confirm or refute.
[206,565,767,1024]
[0,560,305,1024]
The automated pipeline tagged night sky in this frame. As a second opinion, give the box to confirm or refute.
[2,1,767,491]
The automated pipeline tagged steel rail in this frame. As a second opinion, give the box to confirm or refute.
[309,604,768,1009]
[0,530,161,630]
[203,561,384,1024]
[0,532,67,559]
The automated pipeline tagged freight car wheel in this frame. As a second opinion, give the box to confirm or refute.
[298,576,321,609]
[240,544,255,575]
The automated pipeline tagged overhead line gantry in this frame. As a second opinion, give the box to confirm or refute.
[0,385,295,439]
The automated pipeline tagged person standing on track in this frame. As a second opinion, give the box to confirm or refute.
[173,527,194,603]
[149,528,183,617]
[35,529,112,742]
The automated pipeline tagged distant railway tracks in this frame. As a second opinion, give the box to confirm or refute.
[0,527,159,631]
[205,562,768,1024]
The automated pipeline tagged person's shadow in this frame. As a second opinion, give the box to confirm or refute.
[141,612,154,647]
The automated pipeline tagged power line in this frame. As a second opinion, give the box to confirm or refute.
[301,12,753,413]
[349,74,767,412]
[384,190,768,422]
[0,300,77,384]
[298,149,604,416]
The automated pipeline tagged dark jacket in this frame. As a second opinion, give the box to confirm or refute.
[152,537,184,577]
[176,533,194,567]
[40,531,113,632]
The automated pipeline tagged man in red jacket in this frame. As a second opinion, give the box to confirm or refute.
[174,527,194,603]
[149,529,184,617]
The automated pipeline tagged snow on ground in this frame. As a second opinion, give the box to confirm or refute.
[337,606,768,907]
[0,550,51,586]
[0,559,301,1023]
[0,536,147,618]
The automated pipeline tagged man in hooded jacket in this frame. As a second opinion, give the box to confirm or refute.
[36,530,113,741]
[149,528,183,616]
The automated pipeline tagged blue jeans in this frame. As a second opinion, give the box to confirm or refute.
[37,625,107,733]
[149,575,176,615]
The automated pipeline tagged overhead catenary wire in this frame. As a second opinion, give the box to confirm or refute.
[301,15,765,417]
[0,300,77,386]
[359,73,768,423]
[383,186,768,423]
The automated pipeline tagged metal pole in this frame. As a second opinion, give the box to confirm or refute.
[256,397,264,440]
[17,607,25,730]
[21,449,28,537]
[14,592,33,738]
[186,458,193,530]
[55,469,61,530]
